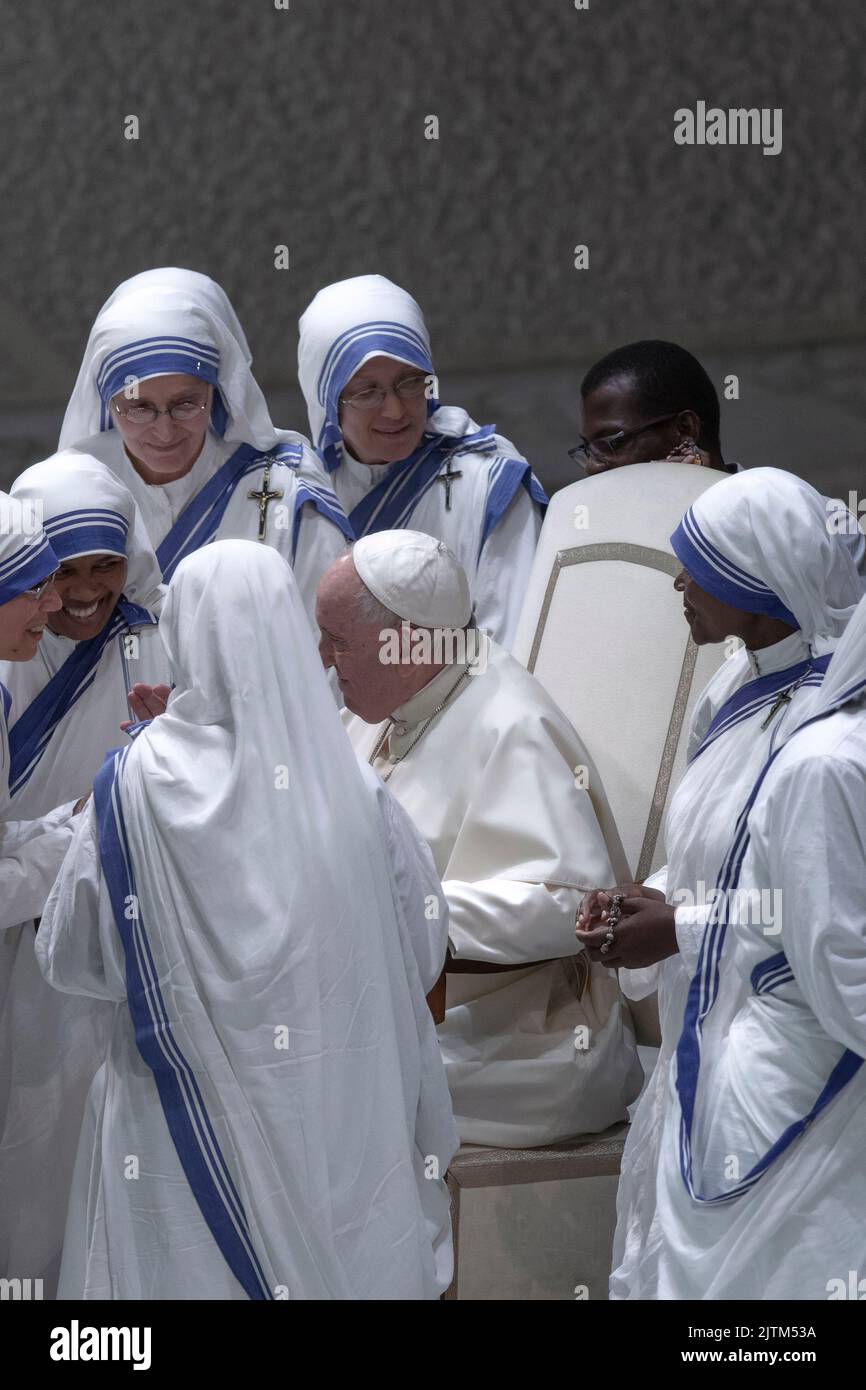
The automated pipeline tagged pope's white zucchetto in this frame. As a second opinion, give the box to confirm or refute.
[352,530,472,628]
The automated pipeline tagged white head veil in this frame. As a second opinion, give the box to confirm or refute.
[0,493,59,607]
[98,540,453,1297]
[60,273,278,452]
[298,273,483,471]
[671,467,862,655]
[91,267,253,364]
[12,451,164,613]
[797,589,866,722]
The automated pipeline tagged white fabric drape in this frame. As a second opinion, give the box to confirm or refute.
[652,592,866,1298]
[38,541,457,1300]
[344,640,643,1147]
[612,468,865,1299]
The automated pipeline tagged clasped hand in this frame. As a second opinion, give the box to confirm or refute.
[575,882,679,969]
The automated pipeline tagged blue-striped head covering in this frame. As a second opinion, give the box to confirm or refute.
[298,275,440,472]
[59,274,280,454]
[671,467,862,652]
[0,493,59,606]
[12,452,164,612]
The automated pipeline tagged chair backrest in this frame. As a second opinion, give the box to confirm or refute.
[512,461,730,879]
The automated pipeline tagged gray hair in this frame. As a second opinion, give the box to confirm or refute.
[351,574,401,630]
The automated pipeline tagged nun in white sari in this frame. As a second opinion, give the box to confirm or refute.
[0,459,166,1297]
[298,275,547,649]
[576,469,863,1299]
[654,589,866,1299]
[2,451,167,816]
[60,268,351,625]
[0,495,96,1296]
[37,541,457,1300]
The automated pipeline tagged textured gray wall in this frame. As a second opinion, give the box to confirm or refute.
[1,0,864,497]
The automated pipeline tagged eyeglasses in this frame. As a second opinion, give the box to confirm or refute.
[568,413,682,466]
[23,569,59,601]
[339,373,430,412]
[112,399,209,426]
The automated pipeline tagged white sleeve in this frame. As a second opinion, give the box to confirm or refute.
[445,880,581,965]
[673,903,710,975]
[377,781,450,993]
[760,750,866,1056]
[35,800,127,1001]
[472,486,542,650]
[0,800,77,931]
[291,505,351,633]
[644,865,668,896]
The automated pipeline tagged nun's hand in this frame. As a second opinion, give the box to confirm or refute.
[576,882,664,933]
[122,683,172,728]
[576,897,679,970]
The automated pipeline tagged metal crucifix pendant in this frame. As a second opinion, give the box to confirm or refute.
[437,455,463,511]
[248,461,284,541]
[760,689,792,730]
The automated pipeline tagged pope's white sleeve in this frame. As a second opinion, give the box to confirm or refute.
[762,750,866,1056]
[0,800,77,930]
[472,487,542,650]
[444,879,581,965]
[35,800,127,1001]
[378,783,450,993]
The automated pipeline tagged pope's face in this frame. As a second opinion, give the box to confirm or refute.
[0,581,62,660]
[47,554,128,641]
[338,356,429,466]
[110,373,212,485]
[316,556,414,721]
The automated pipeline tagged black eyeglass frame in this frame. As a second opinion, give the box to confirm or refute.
[568,412,684,466]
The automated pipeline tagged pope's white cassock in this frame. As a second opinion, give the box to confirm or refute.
[341,532,643,1148]
[37,541,458,1300]
[60,267,352,625]
[653,587,866,1300]
[0,498,86,1295]
[610,469,863,1299]
[298,275,547,649]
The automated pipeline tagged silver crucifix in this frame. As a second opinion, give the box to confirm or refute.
[248,461,284,541]
[437,455,463,511]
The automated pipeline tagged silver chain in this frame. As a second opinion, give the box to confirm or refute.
[369,670,471,783]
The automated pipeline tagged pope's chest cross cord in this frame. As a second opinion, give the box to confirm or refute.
[248,460,284,541]
[436,454,463,511]
[369,670,471,783]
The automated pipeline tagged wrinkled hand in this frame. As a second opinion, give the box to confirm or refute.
[576,882,665,933]
[73,792,92,815]
[121,683,172,730]
[575,894,679,970]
